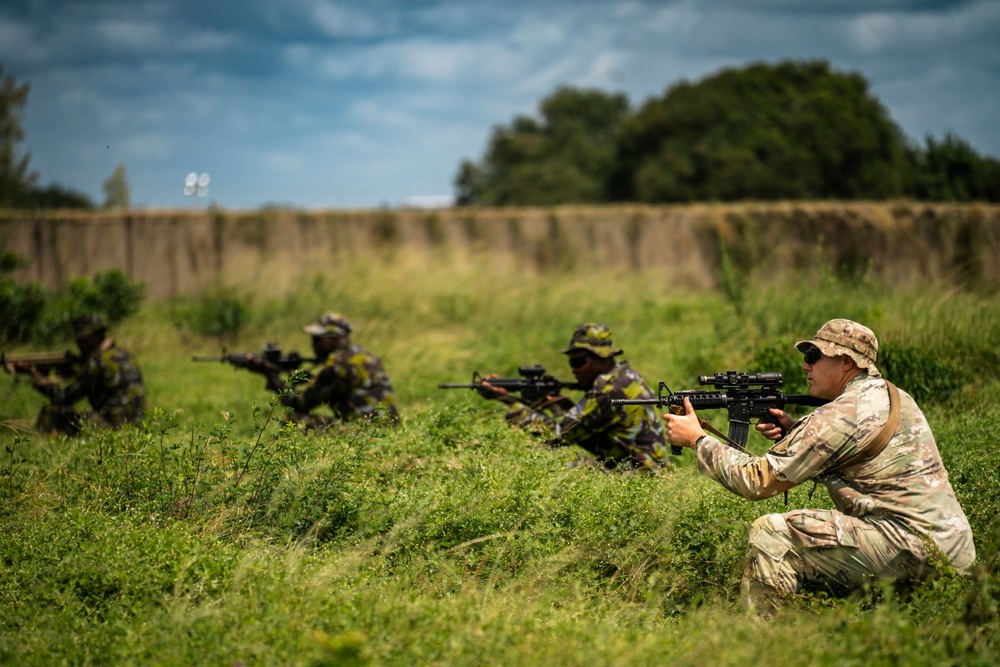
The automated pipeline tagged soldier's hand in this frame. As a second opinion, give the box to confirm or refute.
[756,407,793,441]
[242,355,271,374]
[546,394,574,411]
[663,397,707,449]
[476,378,508,401]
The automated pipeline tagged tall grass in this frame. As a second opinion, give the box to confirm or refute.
[1,246,998,665]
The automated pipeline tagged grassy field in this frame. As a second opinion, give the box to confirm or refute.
[1,248,999,666]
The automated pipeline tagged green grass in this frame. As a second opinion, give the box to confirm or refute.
[1,249,999,665]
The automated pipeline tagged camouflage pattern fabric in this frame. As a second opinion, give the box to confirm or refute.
[694,373,975,610]
[282,342,400,426]
[34,341,146,436]
[507,361,668,472]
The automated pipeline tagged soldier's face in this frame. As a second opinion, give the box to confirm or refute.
[804,348,855,400]
[312,335,341,357]
[75,331,105,356]
[568,351,603,388]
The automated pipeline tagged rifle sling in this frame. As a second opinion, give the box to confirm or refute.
[831,380,901,472]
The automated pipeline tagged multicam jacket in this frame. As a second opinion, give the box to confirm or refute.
[36,340,146,426]
[696,373,975,572]
[282,342,400,425]
[508,361,668,471]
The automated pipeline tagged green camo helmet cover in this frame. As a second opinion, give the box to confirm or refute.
[560,323,622,358]
[304,311,353,338]
[72,314,107,338]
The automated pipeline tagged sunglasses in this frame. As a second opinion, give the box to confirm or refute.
[803,347,824,365]
[568,355,589,369]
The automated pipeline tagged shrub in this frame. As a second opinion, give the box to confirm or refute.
[168,288,250,339]
[0,257,145,345]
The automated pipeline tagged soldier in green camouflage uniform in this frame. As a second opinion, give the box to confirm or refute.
[480,323,668,472]
[251,312,400,428]
[20,314,146,436]
[664,319,975,612]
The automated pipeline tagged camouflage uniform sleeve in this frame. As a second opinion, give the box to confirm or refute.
[505,399,562,437]
[545,376,619,446]
[34,359,95,406]
[282,357,348,412]
[505,388,612,444]
[696,379,867,498]
[695,437,794,500]
[764,389,863,484]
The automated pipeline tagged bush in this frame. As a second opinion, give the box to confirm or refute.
[168,288,250,339]
[878,342,969,404]
[0,257,145,345]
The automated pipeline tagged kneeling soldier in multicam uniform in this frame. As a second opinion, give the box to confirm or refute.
[11,314,146,436]
[480,323,668,473]
[248,312,400,429]
[664,318,975,613]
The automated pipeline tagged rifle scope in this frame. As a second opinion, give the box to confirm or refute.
[698,371,783,388]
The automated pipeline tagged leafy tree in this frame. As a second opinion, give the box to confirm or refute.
[455,86,630,206]
[0,64,37,208]
[102,163,131,209]
[611,60,911,202]
[29,183,95,209]
[0,64,95,209]
[905,133,1000,202]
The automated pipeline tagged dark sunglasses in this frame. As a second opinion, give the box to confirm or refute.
[803,347,824,365]
[568,355,589,369]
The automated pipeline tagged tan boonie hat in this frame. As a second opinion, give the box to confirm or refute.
[560,323,623,358]
[795,318,881,377]
[304,311,352,338]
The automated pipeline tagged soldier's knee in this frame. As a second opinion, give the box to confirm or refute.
[743,514,794,585]
[747,514,789,550]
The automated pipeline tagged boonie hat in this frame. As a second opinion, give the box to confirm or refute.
[560,323,623,358]
[304,311,352,338]
[72,314,107,338]
[795,318,881,377]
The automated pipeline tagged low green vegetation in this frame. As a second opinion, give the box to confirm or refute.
[1,251,998,665]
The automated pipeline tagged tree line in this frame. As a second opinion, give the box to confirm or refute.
[455,60,1000,206]
[1,65,128,210]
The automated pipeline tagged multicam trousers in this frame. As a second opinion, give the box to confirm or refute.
[741,509,933,612]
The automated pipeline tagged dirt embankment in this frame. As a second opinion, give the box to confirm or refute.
[2,202,997,299]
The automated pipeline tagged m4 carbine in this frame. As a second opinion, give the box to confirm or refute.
[192,343,317,374]
[611,371,828,455]
[2,350,81,379]
[439,364,581,405]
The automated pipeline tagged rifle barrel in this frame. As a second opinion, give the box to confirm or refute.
[784,394,828,407]
[610,397,663,405]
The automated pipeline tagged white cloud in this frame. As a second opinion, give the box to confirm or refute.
[309,0,386,38]
[848,0,1000,55]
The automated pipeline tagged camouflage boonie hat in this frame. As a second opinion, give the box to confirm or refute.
[304,311,352,338]
[71,314,107,338]
[560,323,623,358]
[795,318,881,377]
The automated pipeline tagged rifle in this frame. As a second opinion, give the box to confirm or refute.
[192,343,317,374]
[611,371,828,455]
[439,364,582,405]
[2,350,81,380]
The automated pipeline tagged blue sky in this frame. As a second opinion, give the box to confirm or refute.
[1,0,998,210]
